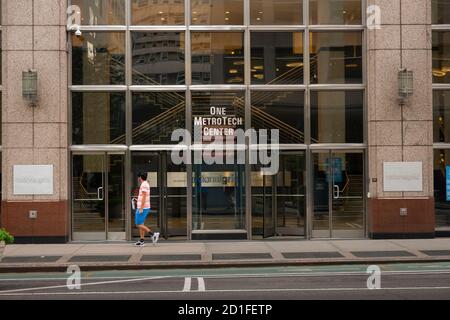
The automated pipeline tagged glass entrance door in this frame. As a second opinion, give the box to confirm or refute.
[275,152,306,236]
[252,151,306,238]
[312,151,365,238]
[131,152,187,239]
[72,153,126,241]
[163,153,188,237]
[193,152,246,233]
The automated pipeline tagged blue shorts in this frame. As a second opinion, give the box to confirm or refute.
[135,208,150,225]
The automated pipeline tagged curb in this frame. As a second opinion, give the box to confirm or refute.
[1,257,450,273]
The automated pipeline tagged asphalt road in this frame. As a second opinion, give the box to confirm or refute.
[0,263,450,300]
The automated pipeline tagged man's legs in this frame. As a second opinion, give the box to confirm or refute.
[137,224,153,240]
[138,225,145,239]
[140,224,152,234]
[135,210,159,245]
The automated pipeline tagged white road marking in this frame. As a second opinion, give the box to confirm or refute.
[0,276,167,294]
[1,286,450,297]
[182,277,205,292]
[197,277,206,292]
[182,277,191,292]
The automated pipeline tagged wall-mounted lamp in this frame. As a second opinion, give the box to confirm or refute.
[398,68,414,105]
[22,69,38,106]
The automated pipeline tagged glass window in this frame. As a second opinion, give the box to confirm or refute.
[131,0,184,25]
[251,32,303,85]
[192,91,245,145]
[132,32,185,85]
[191,32,244,85]
[311,91,363,143]
[72,32,125,85]
[310,31,363,84]
[432,0,450,24]
[71,0,125,25]
[191,0,244,25]
[251,91,305,144]
[250,0,303,25]
[132,92,186,144]
[309,0,361,25]
[72,92,126,145]
[434,91,450,143]
[434,149,450,231]
[433,31,450,84]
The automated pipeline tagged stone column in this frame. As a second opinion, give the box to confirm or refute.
[1,0,69,243]
[367,0,434,238]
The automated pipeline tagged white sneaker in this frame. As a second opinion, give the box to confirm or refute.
[134,240,145,247]
[152,232,160,245]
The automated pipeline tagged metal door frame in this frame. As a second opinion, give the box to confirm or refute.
[311,149,365,239]
[71,151,126,241]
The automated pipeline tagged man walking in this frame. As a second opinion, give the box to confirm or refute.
[134,172,160,247]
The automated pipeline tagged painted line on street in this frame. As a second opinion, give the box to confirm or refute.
[198,277,206,291]
[0,276,168,294]
[1,286,450,297]
[182,277,206,292]
[182,277,191,292]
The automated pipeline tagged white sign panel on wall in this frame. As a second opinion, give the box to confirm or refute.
[146,172,158,188]
[383,162,423,192]
[13,165,54,195]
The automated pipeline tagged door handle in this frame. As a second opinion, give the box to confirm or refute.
[333,185,340,199]
[98,187,104,201]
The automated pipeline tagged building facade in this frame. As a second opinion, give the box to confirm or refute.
[0,0,447,243]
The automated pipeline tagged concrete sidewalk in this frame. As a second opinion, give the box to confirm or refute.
[1,239,450,272]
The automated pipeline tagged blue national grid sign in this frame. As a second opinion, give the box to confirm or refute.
[446,166,450,201]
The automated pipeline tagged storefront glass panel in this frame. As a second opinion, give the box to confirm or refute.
[191,32,244,85]
[192,91,245,144]
[433,31,450,84]
[72,0,125,25]
[72,92,126,145]
[132,32,185,85]
[309,0,361,25]
[132,92,186,145]
[311,90,363,144]
[191,0,244,25]
[132,0,185,25]
[310,31,362,84]
[250,0,303,25]
[432,0,450,25]
[72,32,125,86]
[251,91,305,144]
[251,32,304,85]
[433,90,450,143]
